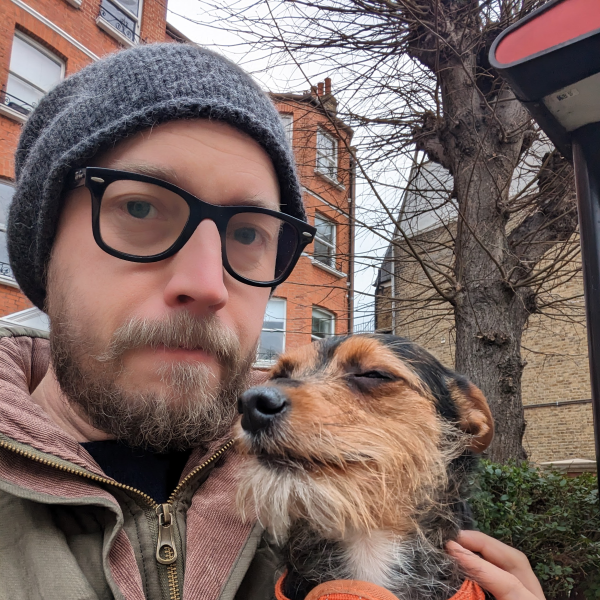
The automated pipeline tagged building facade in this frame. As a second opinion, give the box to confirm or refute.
[0,4,355,363]
[374,159,595,466]
[257,85,354,365]
[0,0,180,313]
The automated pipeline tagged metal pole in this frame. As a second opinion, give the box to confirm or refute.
[572,121,600,481]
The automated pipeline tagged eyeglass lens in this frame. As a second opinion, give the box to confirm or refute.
[98,179,299,283]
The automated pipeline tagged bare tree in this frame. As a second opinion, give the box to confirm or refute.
[196,0,578,462]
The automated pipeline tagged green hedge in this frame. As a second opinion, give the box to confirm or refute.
[470,461,600,599]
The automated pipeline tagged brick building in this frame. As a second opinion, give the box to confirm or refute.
[0,2,354,362]
[374,159,595,467]
[257,86,354,365]
[0,0,180,316]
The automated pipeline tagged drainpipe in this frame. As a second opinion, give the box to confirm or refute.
[348,151,356,334]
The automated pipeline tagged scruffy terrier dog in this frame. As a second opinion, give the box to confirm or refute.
[235,334,494,600]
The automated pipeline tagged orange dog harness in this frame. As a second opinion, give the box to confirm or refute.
[275,574,485,600]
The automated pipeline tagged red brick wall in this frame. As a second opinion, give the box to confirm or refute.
[0,0,168,182]
[0,0,168,315]
[0,284,32,316]
[273,95,353,350]
[0,11,354,340]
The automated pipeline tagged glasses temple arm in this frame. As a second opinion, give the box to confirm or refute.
[65,168,86,190]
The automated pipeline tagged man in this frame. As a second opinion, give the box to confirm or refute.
[0,42,541,600]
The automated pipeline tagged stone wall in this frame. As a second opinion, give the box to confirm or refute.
[386,227,595,464]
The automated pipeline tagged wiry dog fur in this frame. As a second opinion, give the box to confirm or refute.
[235,334,494,600]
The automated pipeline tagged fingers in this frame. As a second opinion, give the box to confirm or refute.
[455,531,545,600]
[447,541,538,600]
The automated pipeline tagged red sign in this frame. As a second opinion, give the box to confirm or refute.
[495,0,600,65]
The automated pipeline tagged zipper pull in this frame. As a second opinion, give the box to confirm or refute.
[155,504,177,565]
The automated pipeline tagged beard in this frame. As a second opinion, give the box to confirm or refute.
[47,295,255,453]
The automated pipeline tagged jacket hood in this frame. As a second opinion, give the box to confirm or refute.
[0,326,106,473]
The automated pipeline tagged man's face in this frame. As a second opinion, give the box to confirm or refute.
[46,120,277,450]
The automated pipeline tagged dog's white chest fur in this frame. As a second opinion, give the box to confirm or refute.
[342,530,398,588]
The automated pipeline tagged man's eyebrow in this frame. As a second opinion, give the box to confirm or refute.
[230,195,280,210]
[108,161,180,183]
[107,161,279,209]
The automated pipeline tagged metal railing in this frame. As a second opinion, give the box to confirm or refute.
[354,318,376,334]
[256,348,281,362]
[98,0,143,44]
[0,262,15,280]
[0,86,34,116]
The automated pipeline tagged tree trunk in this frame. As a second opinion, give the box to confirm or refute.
[454,288,529,462]
[434,45,533,461]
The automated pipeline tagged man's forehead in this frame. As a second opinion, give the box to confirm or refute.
[104,159,280,211]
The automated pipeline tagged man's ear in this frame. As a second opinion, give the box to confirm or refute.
[449,377,494,453]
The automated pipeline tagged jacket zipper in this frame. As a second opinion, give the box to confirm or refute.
[153,439,234,599]
[0,437,234,600]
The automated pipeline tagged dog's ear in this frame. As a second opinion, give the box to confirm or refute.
[450,378,494,452]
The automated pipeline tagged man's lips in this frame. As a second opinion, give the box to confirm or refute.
[132,344,216,364]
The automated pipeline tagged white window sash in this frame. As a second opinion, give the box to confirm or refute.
[99,0,144,41]
[9,32,65,92]
[280,113,293,144]
[110,0,140,22]
[7,72,47,96]
[258,298,287,363]
[316,129,338,179]
[313,214,336,265]
[311,308,335,341]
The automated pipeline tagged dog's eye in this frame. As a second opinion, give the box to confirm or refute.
[354,371,393,380]
[271,370,291,380]
[347,370,397,393]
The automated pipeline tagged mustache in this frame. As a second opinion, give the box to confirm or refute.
[96,311,241,367]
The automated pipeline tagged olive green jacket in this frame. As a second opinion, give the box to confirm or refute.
[0,327,279,600]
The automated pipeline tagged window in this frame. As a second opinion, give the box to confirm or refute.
[99,0,142,43]
[4,34,63,115]
[280,114,293,145]
[312,308,335,341]
[0,182,14,280]
[313,213,336,268]
[257,298,286,363]
[316,128,337,180]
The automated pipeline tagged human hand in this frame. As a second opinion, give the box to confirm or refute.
[446,530,545,600]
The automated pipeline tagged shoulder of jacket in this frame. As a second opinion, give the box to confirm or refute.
[0,325,49,340]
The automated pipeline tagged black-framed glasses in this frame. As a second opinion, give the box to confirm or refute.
[67,167,316,287]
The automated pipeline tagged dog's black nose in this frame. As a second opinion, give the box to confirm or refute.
[238,386,288,433]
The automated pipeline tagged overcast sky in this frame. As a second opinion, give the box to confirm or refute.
[166,1,397,329]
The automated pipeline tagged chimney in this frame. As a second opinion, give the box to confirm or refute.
[317,82,324,96]
[324,77,331,95]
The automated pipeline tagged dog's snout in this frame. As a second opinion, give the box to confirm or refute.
[239,386,288,433]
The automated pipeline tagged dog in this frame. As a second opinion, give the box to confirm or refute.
[235,334,493,600]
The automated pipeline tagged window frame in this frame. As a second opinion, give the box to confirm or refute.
[280,113,293,145]
[4,32,65,115]
[256,297,287,365]
[311,307,335,342]
[316,127,338,181]
[313,212,337,269]
[0,181,16,283]
[98,0,144,44]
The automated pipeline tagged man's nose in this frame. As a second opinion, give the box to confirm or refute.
[238,386,288,433]
[162,219,228,310]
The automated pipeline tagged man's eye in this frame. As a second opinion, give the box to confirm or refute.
[233,227,258,245]
[126,200,156,219]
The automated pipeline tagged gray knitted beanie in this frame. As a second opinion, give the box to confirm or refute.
[9,43,304,310]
